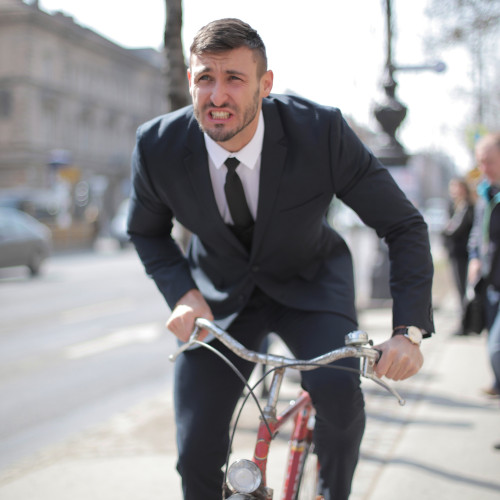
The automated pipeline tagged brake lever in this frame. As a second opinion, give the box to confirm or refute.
[168,325,203,362]
[356,344,405,406]
[364,372,406,406]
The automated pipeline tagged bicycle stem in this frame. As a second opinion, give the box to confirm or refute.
[261,368,285,422]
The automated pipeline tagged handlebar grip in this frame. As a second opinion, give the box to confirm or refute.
[374,348,383,363]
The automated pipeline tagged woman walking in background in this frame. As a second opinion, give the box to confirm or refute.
[442,177,475,335]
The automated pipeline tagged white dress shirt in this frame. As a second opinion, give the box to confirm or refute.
[204,111,264,224]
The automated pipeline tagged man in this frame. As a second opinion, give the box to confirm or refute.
[467,133,500,448]
[128,18,434,499]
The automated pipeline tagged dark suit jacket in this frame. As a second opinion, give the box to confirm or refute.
[128,94,434,334]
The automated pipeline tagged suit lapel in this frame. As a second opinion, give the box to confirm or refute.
[252,100,288,255]
[183,120,245,251]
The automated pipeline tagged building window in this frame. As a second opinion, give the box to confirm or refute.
[42,96,59,146]
[0,89,12,118]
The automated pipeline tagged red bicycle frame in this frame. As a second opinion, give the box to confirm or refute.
[251,366,317,499]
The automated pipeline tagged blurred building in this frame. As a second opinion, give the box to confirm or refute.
[0,0,167,243]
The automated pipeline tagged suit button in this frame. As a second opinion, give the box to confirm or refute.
[252,265,260,272]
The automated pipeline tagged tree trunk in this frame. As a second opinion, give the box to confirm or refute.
[164,0,189,112]
[164,0,191,251]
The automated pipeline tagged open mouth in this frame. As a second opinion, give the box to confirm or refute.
[210,110,231,120]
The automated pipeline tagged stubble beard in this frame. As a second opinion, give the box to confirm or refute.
[194,88,260,144]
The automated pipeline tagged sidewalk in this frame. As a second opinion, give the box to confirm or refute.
[0,295,499,499]
[355,298,500,500]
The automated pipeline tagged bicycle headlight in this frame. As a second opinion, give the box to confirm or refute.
[227,459,262,494]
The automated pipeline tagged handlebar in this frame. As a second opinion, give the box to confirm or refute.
[169,318,405,405]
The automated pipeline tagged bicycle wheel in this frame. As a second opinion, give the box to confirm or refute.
[295,441,320,500]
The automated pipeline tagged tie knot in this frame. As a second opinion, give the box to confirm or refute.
[224,157,240,172]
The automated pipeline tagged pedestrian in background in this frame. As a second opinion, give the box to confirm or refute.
[442,177,474,335]
[468,133,500,409]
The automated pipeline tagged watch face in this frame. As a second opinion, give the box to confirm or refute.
[407,326,423,344]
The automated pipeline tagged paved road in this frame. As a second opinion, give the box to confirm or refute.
[0,245,177,471]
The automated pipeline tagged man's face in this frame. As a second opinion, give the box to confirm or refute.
[476,141,500,185]
[188,47,273,152]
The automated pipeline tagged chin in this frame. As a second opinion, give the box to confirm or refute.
[206,127,236,143]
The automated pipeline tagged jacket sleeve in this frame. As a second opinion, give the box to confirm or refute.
[331,115,434,335]
[127,128,197,310]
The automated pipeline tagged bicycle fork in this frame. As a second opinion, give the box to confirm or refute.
[224,368,287,499]
[224,368,325,499]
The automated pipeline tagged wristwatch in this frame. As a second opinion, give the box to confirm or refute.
[392,326,423,346]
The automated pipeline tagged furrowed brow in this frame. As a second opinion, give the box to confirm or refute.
[225,69,247,78]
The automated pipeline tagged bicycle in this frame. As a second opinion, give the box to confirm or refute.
[169,317,405,500]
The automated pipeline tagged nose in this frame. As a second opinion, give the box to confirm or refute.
[210,81,228,107]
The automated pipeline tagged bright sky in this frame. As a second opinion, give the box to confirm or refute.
[36,0,472,172]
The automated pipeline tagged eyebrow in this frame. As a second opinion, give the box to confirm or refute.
[194,66,247,78]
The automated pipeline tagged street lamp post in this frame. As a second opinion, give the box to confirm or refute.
[373,0,408,167]
[373,0,446,168]
[370,0,446,300]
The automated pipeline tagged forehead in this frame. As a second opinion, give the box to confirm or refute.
[190,47,258,73]
[477,142,500,159]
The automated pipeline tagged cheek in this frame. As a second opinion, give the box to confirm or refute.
[191,87,208,103]
[190,88,202,107]
[483,162,494,174]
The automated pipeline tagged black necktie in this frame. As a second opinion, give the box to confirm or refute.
[224,157,253,228]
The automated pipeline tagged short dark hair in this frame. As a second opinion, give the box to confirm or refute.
[190,18,268,76]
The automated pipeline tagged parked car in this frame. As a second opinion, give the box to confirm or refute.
[0,187,60,224]
[0,208,52,276]
[110,198,131,249]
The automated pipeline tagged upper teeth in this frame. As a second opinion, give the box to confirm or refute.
[212,111,229,119]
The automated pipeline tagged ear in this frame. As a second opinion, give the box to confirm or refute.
[260,70,274,98]
[187,68,192,88]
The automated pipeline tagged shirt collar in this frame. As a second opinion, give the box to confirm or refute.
[204,111,264,170]
[478,179,500,202]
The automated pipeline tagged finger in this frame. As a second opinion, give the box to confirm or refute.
[374,349,393,378]
[385,366,408,381]
[387,357,422,381]
[375,350,420,380]
[166,312,194,342]
[198,328,210,341]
